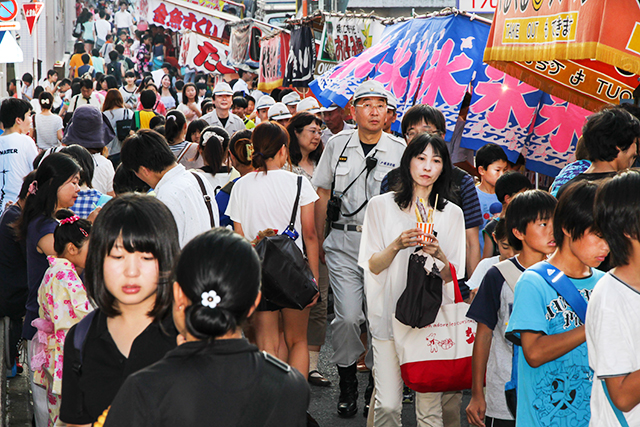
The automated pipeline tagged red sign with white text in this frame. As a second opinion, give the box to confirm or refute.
[22,2,43,36]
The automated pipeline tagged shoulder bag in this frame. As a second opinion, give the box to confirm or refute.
[114,109,133,142]
[254,175,319,310]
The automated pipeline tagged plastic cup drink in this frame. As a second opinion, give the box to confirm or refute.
[417,222,434,245]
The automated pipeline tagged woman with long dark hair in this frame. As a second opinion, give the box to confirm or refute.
[359,133,465,427]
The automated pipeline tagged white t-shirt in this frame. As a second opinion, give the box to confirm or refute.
[91,153,115,195]
[34,114,63,149]
[94,18,111,40]
[586,272,640,426]
[226,170,318,251]
[0,133,38,213]
[468,255,500,289]
[119,87,138,108]
[155,164,218,248]
[114,10,134,29]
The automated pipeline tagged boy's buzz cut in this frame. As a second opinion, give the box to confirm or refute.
[504,189,557,251]
[475,143,508,171]
[595,170,640,267]
[495,171,533,204]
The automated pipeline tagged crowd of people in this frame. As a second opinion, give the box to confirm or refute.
[1,1,640,426]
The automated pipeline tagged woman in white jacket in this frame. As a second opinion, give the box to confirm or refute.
[359,133,465,427]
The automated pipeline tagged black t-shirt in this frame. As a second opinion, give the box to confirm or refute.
[361,141,376,156]
[103,339,310,427]
[0,204,27,319]
[60,310,178,424]
[556,171,615,199]
[219,115,229,128]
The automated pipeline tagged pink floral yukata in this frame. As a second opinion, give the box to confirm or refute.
[31,257,92,427]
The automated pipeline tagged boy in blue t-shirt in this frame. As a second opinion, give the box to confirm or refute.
[475,143,508,252]
[506,181,609,427]
[466,190,557,427]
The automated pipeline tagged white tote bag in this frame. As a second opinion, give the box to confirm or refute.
[392,272,476,393]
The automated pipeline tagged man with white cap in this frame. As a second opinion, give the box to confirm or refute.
[202,82,246,137]
[268,102,293,128]
[254,95,275,124]
[321,103,355,144]
[384,91,399,135]
[312,80,406,418]
[297,97,322,118]
[282,91,301,115]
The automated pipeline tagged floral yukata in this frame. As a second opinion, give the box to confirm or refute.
[32,256,92,427]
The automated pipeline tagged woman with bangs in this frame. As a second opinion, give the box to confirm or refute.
[59,194,180,427]
[359,133,466,426]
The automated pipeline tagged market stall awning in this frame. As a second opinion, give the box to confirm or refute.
[178,30,235,73]
[483,0,640,111]
[309,11,593,177]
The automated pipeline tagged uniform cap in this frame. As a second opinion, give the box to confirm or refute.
[256,95,276,111]
[268,102,293,121]
[386,91,397,111]
[320,103,339,112]
[281,91,301,106]
[353,80,388,102]
[297,97,321,114]
[213,82,233,96]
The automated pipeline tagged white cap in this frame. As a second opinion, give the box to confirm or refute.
[256,95,276,111]
[320,103,339,113]
[281,91,301,106]
[297,97,321,114]
[386,91,397,111]
[353,80,387,101]
[268,102,293,121]
[213,82,233,96]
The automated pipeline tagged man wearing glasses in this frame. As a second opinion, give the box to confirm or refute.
[313,80,406,418]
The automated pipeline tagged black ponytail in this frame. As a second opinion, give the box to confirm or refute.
[175,228,260,340]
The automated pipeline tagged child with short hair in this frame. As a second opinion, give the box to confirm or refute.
[467,220,515,296]
[588,170,640,425]
[31,210,92,427]
[506,181,609,427]
[482,171,532,259]
[77,54,95,79]
[475,143,508,252]
[466,190,556,427]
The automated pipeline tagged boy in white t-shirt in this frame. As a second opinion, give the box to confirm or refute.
[0,98,38,214]
[588,170,640,426]
[467,220,516,297]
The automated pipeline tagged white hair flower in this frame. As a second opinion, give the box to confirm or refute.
[201,290,221,309]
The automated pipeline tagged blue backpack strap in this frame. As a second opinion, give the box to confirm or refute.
[73,310,97,366]
[602,380,630,427]
[528,261,587,323]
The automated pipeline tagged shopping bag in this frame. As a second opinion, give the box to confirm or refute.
[392,266,476,393]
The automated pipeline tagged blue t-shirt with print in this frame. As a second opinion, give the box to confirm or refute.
[476,187,499,252]
[505,265,603,427]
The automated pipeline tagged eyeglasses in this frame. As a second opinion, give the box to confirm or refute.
[405,127,444,141]
[304,128,322,136]
[356,103,387,112]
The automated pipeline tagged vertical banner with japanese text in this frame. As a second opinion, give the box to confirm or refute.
[258,32,290,91]
[283,25,316,87]
[316,16,384,76]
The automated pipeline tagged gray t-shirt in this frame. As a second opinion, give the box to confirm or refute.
[34,113,63,149]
